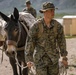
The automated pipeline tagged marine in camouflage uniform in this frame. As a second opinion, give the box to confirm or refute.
[25,2,68,75]
[23,0,37,18]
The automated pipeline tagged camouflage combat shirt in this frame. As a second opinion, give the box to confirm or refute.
[23,6,37,18]
[25,18,68,64]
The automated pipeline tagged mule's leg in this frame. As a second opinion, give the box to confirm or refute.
[18,61,22,75]
[22,62,28,75]
[9,57,18,75]
[22,52,28,75]
[17,51,28,75]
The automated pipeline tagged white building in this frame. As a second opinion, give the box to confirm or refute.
[63,15,76,36]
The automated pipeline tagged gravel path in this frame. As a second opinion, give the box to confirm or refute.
[0,38,76,75]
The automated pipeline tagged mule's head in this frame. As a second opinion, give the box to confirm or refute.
[0,8,21,57]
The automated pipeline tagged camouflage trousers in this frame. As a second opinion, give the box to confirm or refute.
[35,54,59,75]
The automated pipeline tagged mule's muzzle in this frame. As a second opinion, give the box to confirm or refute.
[5,40,17,57]
[6,50,16,57]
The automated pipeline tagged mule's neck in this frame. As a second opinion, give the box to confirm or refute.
[17,22,28,48]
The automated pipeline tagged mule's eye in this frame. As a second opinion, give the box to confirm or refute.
[14,28,18,32]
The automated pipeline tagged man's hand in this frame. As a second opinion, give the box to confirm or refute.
[62,60,68,67]
[27,61,34,68]
[62,57,68,67]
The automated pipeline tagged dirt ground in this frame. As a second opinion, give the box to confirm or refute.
[0,38,76,75]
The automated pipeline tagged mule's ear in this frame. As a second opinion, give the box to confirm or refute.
[13,7,19,21]
[0,12,10,22]
[10,15,14,20]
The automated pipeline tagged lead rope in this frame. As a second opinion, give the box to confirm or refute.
[0,47,4,63]
[16,22,21,46]
[15,51,36,75]
[20,22,30,37]
[0,20,5,64]
[15,21,36,75]
[61,66,67,75]
[15,51,27,69]
[59,61,67,75]
[15,21,27,69]
[15,22,27,69]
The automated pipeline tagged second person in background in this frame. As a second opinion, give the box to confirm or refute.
[23,0,37,18]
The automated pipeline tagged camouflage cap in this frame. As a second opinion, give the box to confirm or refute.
[26,0,31,5]
[39,2,58,13]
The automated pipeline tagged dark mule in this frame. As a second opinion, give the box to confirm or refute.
[0,8,28,75]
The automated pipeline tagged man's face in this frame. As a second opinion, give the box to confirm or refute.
[44,9,55,19]
[26,4,31,8]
